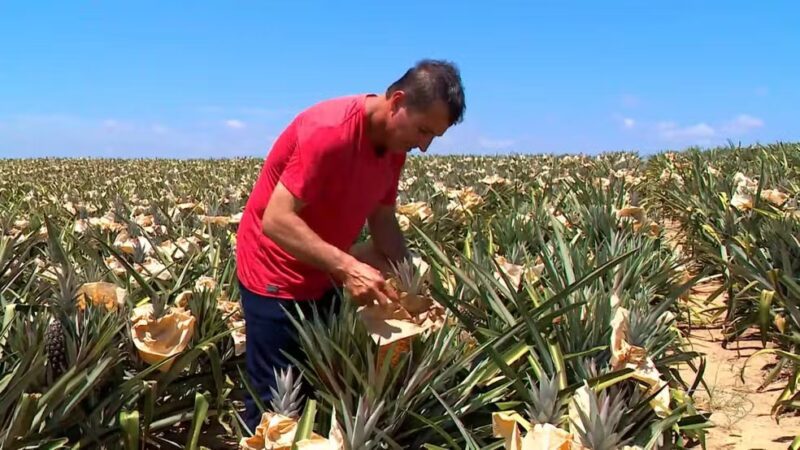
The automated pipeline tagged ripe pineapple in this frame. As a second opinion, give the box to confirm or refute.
[269,367,304,419]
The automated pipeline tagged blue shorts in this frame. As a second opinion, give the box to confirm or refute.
[239,281,341,431]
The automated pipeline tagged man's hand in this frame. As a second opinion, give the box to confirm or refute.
[340,259,398,306]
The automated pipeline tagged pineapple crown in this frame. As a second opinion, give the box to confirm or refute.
[570,383,633,450]
[131,239,148,264]
[526,373,563,426]
[269,367,304,419]
[388,258,425,297]
[52,263,81,316]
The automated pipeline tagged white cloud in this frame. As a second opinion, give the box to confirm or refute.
[644,113,765,146]
[611,114,636,130]
[199,105,297,120]
[656,121,716,142]
[622,118,635,129]
[722,114,764,135]
[426,124,521,155]
[224,119,246,129]
[478,137,516,150]
[0,114,275,158]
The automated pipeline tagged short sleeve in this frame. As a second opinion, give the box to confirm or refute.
[379,153,407,206]
[279,125,345,205]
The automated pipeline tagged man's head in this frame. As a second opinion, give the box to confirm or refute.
[382,59,465,154]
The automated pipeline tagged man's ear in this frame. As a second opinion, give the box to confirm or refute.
[389,90,405,113]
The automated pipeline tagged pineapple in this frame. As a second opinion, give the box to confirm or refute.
[569,383,633,450]
[527,374,563,426]
[387,257,431,314]
[44,318,67,380]
[45,263,80,382]
[269,367,304,419]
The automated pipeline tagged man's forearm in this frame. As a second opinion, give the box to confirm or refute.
[262,212,355,280]
[374,229,409,263]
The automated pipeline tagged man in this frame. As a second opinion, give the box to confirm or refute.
[235,59,466,430]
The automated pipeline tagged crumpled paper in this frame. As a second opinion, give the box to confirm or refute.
[492,411,580,450]
[113,230,154,256]
[131,304,195,372]
[730,172,791,211]
[239,412,344,450]
[494,255,546,290]
[217,297,247,356]
[567,383,591,446]
[174,287,246,356]
[397,201,434,223]
[76,281,126,311]
[615,206,660,236]
[358,295,445,368]
[481,174,511,186]
[609,307,671,417]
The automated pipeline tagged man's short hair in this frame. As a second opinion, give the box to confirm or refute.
[386,59,466,126]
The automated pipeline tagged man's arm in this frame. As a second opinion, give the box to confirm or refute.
[262,181,393,305]
[367,204,411,266]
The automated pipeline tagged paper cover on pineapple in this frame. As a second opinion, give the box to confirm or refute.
[130,304,195,372]
[492,411,581,450]
[358,255,443,342]
[357,298,445,345]
[730,172,790,211]
[609,306,671,417]
[76,281,126,311]
[174,286,247,356]
[239,412,344,450]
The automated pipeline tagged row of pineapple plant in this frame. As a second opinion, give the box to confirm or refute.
[645,142,800,430]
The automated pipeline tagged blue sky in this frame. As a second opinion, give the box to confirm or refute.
[1,1,797,158]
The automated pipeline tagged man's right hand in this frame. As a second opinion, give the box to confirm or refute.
[340,259,397,307]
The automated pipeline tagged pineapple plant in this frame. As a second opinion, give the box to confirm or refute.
[12,143,799,447]
[44,259,81,383]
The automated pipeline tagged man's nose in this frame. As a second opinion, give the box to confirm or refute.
[419,136,434,153]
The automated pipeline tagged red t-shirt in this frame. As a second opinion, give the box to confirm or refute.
[236,94,406,300]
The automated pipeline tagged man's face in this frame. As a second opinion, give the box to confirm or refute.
[385,91,451,154]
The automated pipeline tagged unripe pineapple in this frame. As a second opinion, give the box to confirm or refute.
[45,263,79,382]
[45,318,67,380]
[569,383,633,450]
[387,257,431,314]
[527,374,563,426]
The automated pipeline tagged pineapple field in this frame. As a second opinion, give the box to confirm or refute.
[1,142,799,449]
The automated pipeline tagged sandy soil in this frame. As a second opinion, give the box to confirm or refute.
[673,252,799,448]
[680,325,799,449]
[663,218,799,448]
